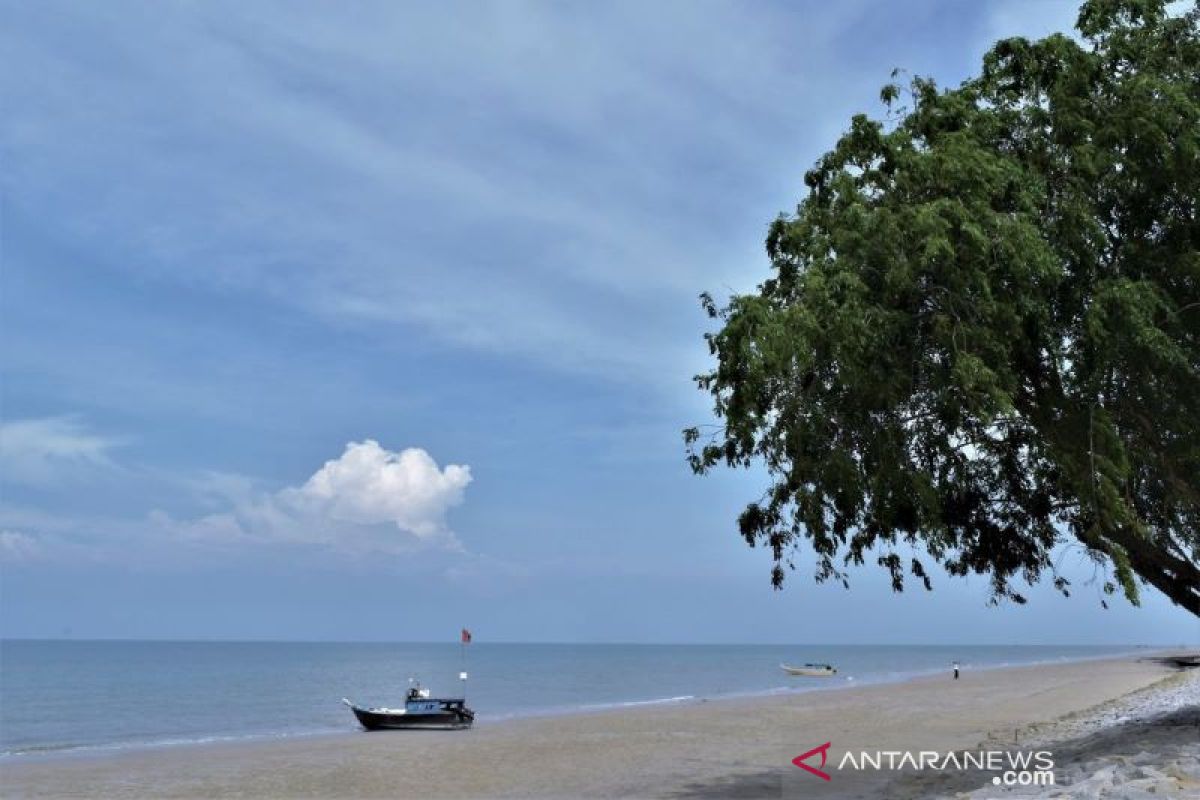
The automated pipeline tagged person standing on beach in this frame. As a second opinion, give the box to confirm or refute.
[953,661,960,680]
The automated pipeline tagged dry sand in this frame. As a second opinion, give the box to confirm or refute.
[1,654,1192,799]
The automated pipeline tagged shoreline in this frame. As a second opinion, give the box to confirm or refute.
[0,646,1174,766]
[3,651,1194,798]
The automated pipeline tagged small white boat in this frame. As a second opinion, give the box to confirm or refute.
[781,662,837,677]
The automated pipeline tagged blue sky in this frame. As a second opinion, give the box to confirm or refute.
[2,0,1196,644]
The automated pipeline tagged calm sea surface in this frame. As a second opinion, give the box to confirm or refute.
[0,641,1154,758]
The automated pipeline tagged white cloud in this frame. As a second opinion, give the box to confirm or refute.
[0,417,122,485]
[164,440,472,554]
[289,441,471,537]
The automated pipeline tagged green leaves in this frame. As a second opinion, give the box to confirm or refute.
[688,0,1200,615]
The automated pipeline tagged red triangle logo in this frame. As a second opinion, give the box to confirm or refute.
[792,741,832,781]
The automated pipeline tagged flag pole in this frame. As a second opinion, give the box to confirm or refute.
[459,628,469,701]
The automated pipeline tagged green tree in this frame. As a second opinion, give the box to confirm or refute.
[686,0,1199,615]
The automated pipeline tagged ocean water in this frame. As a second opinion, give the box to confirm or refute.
[0,641,1154,759]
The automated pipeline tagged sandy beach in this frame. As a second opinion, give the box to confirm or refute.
[2,653,1196,799]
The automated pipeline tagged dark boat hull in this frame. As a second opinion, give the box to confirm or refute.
[348,703,473,731]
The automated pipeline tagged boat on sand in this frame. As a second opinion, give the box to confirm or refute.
[343,681,474,730]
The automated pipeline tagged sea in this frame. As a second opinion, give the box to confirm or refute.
[0,641,1157,760]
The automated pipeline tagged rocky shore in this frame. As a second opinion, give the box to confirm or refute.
[956,663,1200,799]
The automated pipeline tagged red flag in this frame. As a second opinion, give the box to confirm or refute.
[461,628,472,644]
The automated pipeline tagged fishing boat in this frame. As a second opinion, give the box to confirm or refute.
[343,681,474,730]
[781,662,838,677]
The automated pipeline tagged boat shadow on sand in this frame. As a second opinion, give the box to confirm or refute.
[1143,654,1200,670]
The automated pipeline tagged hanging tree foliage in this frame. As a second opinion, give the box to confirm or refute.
[686,0,1200,615]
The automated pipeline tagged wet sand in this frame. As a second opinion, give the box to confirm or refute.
[0,654,1189,799]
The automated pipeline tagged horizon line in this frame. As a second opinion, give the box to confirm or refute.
[1,637,1189,647]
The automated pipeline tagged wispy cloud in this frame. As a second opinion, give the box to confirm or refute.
[2,2,1091,391]
[0,529,41,562]
[0,416,124,486]
[0,1,883,384]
